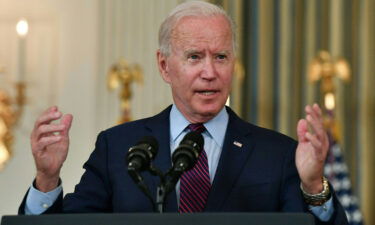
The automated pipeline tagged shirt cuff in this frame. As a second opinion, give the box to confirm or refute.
[24,183,62,215]
[308,196,334,222]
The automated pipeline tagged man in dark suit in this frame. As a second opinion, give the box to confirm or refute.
[20,1,348,225]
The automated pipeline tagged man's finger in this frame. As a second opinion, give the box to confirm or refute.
[306,114,324,136]
[39,106,58,120]
[34,135,63,151]
[304,132,326,162]
[34,124,66,141]
[313,103,322,117]
[47,106,58,113]
[305,132,323,150]
[60,114,73,136]
[297,119,308,142]
[306,104,322,124]
[34,111,62,129]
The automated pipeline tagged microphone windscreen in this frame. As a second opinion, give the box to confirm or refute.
[182,131,204,149]
[136,136,158,156]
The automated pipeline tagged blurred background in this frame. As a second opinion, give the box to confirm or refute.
[0,0,373,224]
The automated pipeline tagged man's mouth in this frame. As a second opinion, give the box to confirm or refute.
[198,91,217,96]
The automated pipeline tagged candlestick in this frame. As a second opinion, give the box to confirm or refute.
[16,19,28,82]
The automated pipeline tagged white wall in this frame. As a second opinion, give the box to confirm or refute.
[0,0,179,216]
[0,0,100,216]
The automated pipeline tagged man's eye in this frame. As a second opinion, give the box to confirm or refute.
[217,54,227,60]
[189,55,199,60]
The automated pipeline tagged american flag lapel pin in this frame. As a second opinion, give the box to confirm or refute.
[233,141,242,148]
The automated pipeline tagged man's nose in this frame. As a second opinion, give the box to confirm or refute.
[200,58,217,80]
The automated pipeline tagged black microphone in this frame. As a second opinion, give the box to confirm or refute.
[163,131,204,195]
[171,131,204,173]
[127,136,158,171]
[127,136,158,212]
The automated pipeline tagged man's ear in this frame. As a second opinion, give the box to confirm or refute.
[156,50,171,83]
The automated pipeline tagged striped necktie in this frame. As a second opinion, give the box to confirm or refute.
[179,123,211,213]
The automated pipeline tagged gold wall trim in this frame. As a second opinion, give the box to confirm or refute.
[257,0,274,129]
[360,0,375,223]
[278,0,293,135]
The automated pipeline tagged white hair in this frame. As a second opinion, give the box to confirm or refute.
[158,1,236,56]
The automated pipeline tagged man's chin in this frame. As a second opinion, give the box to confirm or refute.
[177,101,226,122]
[194,105,223,119]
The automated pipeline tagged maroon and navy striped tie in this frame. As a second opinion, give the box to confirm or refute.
[178,123,211,213]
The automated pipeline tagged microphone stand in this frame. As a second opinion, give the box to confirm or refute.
[128,135,201,213]
[149,165,167,213]
[129,163,177,213]
[128,167,157,212]
[155,166,187,213]
[156,185,166,213]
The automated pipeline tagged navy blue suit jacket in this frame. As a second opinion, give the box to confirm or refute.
[19,106,348,225]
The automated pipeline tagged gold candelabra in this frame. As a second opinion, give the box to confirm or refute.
[107,58,143,124]
[308,50,351,140]
[0,80,26,170]
[0,19,29,170]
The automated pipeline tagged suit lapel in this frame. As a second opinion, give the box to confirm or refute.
[205,108,255,211]
[144,105,178,212]
[142,106,256,212]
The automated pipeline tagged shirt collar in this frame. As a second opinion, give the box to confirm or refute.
[170,104,229,148]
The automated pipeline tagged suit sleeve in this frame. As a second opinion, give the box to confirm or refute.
[18,181,63,214]
[62,131,113,212]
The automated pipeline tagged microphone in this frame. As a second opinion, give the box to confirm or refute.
[127,136,158,171]
[127,136,159,212]
[171,131,204,173]
[163,131,204,195]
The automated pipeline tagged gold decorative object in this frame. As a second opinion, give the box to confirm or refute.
[0,19,29,170]
[107,58,143,124]
[308,50,351,140]
[0,81,26,171]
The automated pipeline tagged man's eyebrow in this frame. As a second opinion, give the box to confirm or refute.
[184,49,231,55]
[184,49,202,56]
[216,50,231,55]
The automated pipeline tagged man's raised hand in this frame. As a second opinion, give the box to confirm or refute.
[30,106,73,192]
[295,103,329,194]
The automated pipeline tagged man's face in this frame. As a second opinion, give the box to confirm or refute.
[157,15,235,123]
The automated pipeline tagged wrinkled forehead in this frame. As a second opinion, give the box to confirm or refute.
[170,15,233,52]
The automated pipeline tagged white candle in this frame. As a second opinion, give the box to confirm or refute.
[16,19,28,82]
